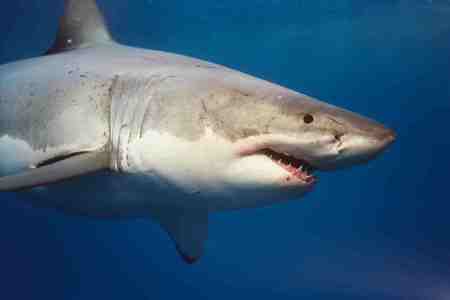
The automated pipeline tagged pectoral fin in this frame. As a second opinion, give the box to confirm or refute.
[150,207,209,264]
[0,151,109,191]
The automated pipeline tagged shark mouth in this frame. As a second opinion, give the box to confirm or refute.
[256,148,317,184]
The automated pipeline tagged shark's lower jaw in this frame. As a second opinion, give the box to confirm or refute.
[256,148,317,185]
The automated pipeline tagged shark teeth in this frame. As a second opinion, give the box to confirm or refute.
[257,148,317,184]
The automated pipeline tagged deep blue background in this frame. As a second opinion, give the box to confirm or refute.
[1,1,450,299]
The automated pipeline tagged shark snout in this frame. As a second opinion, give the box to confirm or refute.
[377,127,397,149]
[331,126,396,169]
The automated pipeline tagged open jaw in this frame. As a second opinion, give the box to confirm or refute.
[255,148,317,185]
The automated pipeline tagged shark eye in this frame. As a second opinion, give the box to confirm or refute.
[303,114,314,124]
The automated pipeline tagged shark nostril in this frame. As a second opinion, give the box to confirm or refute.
[333,133,345,153]
[334,133,344,142]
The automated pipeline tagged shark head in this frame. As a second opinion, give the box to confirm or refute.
[121,66,395,210]
[231,87,396,173]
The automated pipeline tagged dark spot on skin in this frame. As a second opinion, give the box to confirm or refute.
[195,64,218,69]
[328,116,345,126]
[231,89,250,100]
[200,99,208,113]
[286,176,291,181]
[233,89,250,97]
[241,128,260,138]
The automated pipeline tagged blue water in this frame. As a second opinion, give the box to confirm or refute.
[1,1,450,299]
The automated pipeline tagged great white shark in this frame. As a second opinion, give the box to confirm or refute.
[0,0,395,263]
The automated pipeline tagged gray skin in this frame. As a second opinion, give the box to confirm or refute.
[0,44,394,168]
[0,44,394,209]
[0,0,395,262]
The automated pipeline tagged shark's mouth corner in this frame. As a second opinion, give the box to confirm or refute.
[255,148,317,185]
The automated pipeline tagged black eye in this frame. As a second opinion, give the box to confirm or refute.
[303,114,314,124]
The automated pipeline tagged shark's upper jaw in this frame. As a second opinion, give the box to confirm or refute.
[235,126,395,188]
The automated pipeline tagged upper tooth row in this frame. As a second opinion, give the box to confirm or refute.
[269,156,309,173]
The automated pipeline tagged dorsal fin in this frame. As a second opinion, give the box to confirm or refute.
[46,0,114,55]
